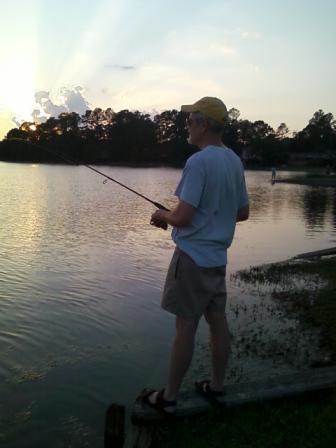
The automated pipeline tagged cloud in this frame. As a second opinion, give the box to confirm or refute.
[105,64,137,71]
[11,115,23,127]
[59,86,90,115]
[163,29,238,62]
[249,64,260,73]
[31,109,47,124]
[34,91,67,117]
[7,86,91,132]
[33,86,90,120]
[209,43,237,55]
[240,30,262,39]
[108,63,227,113]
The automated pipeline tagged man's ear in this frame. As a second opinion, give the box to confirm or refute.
[202,118,209,132]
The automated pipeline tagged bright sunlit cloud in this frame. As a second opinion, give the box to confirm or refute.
[240,30,262,39]
[0,44,37,122]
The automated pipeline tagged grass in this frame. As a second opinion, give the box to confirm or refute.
[152,390,336,448]
[153,257,336,447]
[234,257,336,357]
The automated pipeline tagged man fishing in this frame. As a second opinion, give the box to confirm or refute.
[142,96,250,414]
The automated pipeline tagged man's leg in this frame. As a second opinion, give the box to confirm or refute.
[149,315,199,404]
[165,315,199,399]
[204,309,231,391]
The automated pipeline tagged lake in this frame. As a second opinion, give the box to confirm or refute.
[0,163,335,447]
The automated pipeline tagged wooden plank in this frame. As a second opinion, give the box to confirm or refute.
[132,366,336,423]
[104,404,125,448]
[294,247,336,259]
[122,424,153,448]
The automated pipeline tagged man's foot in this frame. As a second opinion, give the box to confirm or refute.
[195,380,225,407]
[141,388,177,415]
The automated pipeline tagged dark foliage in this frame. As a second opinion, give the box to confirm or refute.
[1,107,335,167]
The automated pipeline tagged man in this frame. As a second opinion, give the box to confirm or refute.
[142,97,249,415]
[271,167,276,181]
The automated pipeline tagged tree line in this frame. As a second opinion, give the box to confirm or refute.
[0,107,335,167]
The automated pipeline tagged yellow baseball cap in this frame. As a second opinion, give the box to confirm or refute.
[181,97,228,123]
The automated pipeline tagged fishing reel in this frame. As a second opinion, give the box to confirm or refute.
[150,218,168,230]
[151,203,169,230]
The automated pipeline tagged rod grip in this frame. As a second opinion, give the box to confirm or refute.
[153,202,170,211]
[151,202,169,230]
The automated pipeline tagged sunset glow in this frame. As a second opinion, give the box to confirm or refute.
[0,0,335,139]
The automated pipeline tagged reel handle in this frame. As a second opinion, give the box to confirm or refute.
[151,201,169,230]
[150,219,168,230]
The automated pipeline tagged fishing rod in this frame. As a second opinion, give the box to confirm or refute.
[7,137,169,228]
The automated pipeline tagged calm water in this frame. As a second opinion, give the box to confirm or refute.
[0,163,335,447]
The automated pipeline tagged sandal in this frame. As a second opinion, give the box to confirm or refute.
[195,380,225,407]
[140,388,177,416]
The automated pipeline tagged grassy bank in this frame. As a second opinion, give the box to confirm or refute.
[234,257,336,357]
[153,257,336,447]
[153,390,336,448]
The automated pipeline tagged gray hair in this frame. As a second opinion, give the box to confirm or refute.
[194,112,225,134]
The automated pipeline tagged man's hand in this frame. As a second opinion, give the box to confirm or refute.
[151,210,168,230]
[236,204,249,222]
[150,200,195,230]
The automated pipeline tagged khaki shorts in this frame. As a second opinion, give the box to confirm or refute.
[161,247,227,321]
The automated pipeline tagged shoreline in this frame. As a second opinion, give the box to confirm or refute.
[275,178,336,187]
[1,159,335,176]
[232,256,336,362]
[154,256,336,447]
[0,159,177,169]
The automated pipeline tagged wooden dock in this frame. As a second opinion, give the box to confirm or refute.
[104,366,336,447]
[293,247,336,259]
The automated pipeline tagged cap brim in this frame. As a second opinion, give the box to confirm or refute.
[181,104,197,112]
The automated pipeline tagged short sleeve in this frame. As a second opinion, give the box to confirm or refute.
[238,172,249,209]
[175,157,205,208]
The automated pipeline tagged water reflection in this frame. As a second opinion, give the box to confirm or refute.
[331,190,336,233]
[302,187,330,232]
[247,175,335,232]
[0,164,335,447]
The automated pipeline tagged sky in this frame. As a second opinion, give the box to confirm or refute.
[0,0,335,139]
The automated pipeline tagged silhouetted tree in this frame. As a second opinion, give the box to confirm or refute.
[293,110,336,153]
[1,106,335,167]
[276,123,289,139]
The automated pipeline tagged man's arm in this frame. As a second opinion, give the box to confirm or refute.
[151,199,195,228]
[236,204,249,222]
